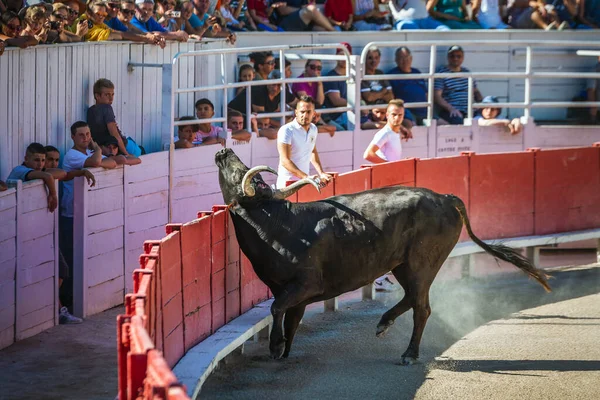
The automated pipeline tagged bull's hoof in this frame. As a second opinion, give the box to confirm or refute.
[375,320,394,338]
[269,339,286,360]
[399,356,419,366]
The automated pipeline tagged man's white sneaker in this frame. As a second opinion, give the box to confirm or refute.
[59,306,83,324]
[374,277,399,292]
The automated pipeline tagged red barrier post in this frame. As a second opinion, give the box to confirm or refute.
[363,158,416,189]
[211,209,227,331]
[334,168,372,195]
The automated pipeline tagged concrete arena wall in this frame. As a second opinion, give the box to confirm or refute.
[117,145,600,399]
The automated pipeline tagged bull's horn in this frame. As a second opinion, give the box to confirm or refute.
[241,166,278,197]
[272,177,321,200]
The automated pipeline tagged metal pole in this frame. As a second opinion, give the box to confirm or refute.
[164,63,175,223]
[427,45,437,122]
[221,53,228,140]
[524,46,532,120]
[279,49,286,128]
[467,77,474,120]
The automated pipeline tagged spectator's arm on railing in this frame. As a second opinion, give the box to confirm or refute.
[83,141,117,169]
[106,122,129,156]
[434,89,460,116]
[0,180,7,191]
[26,171,58,212]
[471,0,481,22]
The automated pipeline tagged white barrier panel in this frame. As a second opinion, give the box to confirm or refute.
[0,187,17,350]
[0,180,59,349]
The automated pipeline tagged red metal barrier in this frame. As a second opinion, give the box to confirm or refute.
[334,168,372,195]
[532,147,600,234]
[469,152,535,239]
[225,213,241,323]
[241,252,270,313]
[211,209,227,331]
[363,158,416,189]
[296,173,338,202]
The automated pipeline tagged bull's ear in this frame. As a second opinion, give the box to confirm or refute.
[241,166,278,197]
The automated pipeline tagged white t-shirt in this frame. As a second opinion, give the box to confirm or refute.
[476,0,506,29]
[60,148,93,218]
[276,119,319,188]
[368,124,403,162]
[219,6,240,25]
[389,0,429,21]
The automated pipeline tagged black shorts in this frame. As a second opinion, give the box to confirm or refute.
[59,249,69,280]
[279,10,312,31]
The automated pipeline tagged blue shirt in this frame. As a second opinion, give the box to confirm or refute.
[434,66,477,113]
[130,16,166,33]
[189,13,209,28]
[105,17,128,32]
[7,165,34,181]
[323,69,347,121]
[387,67,427,118]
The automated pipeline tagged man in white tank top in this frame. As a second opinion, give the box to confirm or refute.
[363,99,411,164]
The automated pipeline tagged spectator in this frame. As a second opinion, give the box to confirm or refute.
[236,63,255,96]
[100,136,143,164]
[62,0,89,34]
[553,0,596,29]
[88,78,145,157]
[276,57,298,107]
[44,145,97,183]
[272,0,336,31]
[390,0,450,30]
[362,47,394,106]
[506,0,559,29]
[426,0,483,29]
[256,117,278,139]
[43,146,61,169]
[227,110,253,141]
[194,98,227,145]
[20,3,52,44]
[189,0,237,42]
[251,51,275,80]
[292,59,324,107]
[156,0,203,38]
[434,45,483,125]
[323,43,351,130]
[585,56,600,123]
[174,116,199,148]
[60,121,116,317]
[387,46,428,125]
[218,0,248,30]
[105,1,129,31]
[361,105,387,129]
[0,180,7,191]
[0,0,24,14]
[228,70,283,118]
[46,3,88,43]
[247,0,285,31]
[131,0,190,41]
[1,11,38,48]
[353,0,393,31]
[324,0,355,30]
[6,142,59,212]
[472,0,511,28]
[475,95,523,134]
[584,0,600,27]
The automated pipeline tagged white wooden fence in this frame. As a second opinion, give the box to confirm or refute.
[0,180,59,350]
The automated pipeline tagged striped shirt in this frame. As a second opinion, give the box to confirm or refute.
[434,66,477,113]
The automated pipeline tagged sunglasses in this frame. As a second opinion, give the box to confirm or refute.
[308,65,322,71]
[120,9,135,15]
[67,8,78,15]
[263,60,276,65]
[6,23,21,30]
[53,14,67,21]
[95,12,108,18]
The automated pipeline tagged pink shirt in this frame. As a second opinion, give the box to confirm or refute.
[291,73,318,100]
[193,125,225,144]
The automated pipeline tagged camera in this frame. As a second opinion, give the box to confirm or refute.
[50,21,60,30]
[87,20,94,29]
[171,11,181,17]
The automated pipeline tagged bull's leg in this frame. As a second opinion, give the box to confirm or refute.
[269,285,316,359]
[282,304,306,358]
[376,266,414,337]
[400,291,431,365]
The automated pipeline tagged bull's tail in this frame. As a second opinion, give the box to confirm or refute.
[451,196,552,292]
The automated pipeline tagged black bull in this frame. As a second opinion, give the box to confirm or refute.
[215,148,551,364]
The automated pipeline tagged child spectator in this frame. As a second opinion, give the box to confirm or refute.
[227,110,252,141]
[59,121,116,316]
[88,78,144,157]
[6,142,59,212]
[475,95,523,134]
[472,0,511,28]
[324,0,355,30]
[195,98,227,145]
[100,137,142,165]
[43,145,97,183]
[236,64,255,96]
[175,116,199,149]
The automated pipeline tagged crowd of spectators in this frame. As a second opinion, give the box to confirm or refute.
[1,0,599,53]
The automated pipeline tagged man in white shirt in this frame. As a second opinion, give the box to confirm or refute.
[276,95,332,189]
[363,99,411,164]
[363,99,412,292]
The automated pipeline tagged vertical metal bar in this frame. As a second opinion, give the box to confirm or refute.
[427,45,437,122]
[245,77,252,131]
[279,49,286,127]
[166,62,175,223]
[467,77,474,120]
[221,53,228,138]
[524,46,532,120]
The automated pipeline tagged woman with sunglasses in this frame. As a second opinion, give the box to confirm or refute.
[20,4,51,44]
[0,11,38,48]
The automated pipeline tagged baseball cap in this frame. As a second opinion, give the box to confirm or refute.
[100,136,119,147]
[482,95,499,104]
[447,45,463,54]
[336,42,352,55]
[268,70,282,79]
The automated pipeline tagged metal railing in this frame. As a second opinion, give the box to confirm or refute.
[360,40,600,121]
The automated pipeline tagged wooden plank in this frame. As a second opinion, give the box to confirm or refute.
[128,176,169,197]
[87,248,125,288]
[19,261,54,289]
[20,234,54,270]
[35,47,48,145]
[20,210,54,242]
[127,191,168,217]
[86,226,124,258]
[0,209,16,243]
[127,208,168,233]
[18,303,53,332]
[0,303,15,332]
[0,51,11,180]
[88,209,124,234]
[87,167,124,191]
[86,275,124,316]
[0,189,17,212]
[18,277,53,315]
[20,180,48,213]
[0,239,16,265]
[87,185,124,216]
[125,152,169,183]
